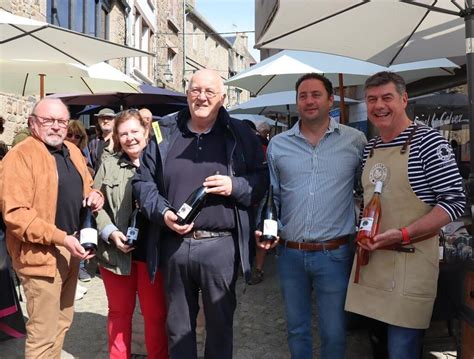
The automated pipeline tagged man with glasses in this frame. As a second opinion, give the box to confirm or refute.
[88,107,116,172]
[133,69,268,358]
[1,98,104,358]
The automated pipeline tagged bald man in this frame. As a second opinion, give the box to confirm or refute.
[1,98,104,358]
[133,69,268,358]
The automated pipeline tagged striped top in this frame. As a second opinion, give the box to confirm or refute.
[363,123,465,221]
[267,118,367,242]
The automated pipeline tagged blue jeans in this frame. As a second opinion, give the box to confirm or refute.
[277,243,351,359]
[387,325,423,359]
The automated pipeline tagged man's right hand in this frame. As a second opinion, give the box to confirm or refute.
[255,230,279,250]
[164,210,194,235]
[64,235,92,259]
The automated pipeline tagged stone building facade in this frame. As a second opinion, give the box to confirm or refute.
[0,0,256,146]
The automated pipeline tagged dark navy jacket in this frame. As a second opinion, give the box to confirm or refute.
[132,107,269,283]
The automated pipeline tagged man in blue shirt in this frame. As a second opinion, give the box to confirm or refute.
[257,73,366,358]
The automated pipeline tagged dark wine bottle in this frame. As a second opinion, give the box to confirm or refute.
[126,203,139,247]
[175,171,219,225]
[176,185,208,225]
[259,185,278,243]
[79,206,97,253]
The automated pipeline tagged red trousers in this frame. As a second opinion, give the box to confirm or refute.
[100,262,168,359]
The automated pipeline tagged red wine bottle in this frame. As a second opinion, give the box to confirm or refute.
[126,203,139,247]
[259,185,278,243]
[79,206,97,253]
[175,171,219,225]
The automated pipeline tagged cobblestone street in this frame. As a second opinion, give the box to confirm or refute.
[0,254,457,358]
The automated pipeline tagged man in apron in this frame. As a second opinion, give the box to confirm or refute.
[345,72,466,358]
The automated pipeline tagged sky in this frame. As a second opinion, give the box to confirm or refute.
[195,0,260,61]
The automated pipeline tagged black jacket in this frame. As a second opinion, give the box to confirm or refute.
[132,107,269,282]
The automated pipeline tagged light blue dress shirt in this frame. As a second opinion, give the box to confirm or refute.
[267,118,367,242]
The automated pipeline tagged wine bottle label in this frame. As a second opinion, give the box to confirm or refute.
[80,228,98,246]
[439,246,444,260]
[359,217,374,232]
[176,203,192,220]
[126,227,139,243]
[263,219,278,237]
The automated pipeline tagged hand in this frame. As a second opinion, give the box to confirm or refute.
[366,228,403,250]
[203,175,232,196]
[164,210,194,235]
[109,231,134,254]
[84,191,104,212]
[255,230,279,250]
[64,235,90,259]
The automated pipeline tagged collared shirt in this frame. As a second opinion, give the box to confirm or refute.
[267,118,367,242]
[47,144,83,235]
[163,118,236,230]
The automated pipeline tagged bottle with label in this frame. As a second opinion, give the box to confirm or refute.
[126,202,140,247]
[79,205,97,253]
[175,171,219,225]
[356,181,383,265]
[258,185,278,243]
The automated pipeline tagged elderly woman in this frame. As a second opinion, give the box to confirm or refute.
[94,110,167,359]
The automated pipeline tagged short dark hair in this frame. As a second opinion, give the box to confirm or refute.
[295,73,334,99]
[364,71,406,95]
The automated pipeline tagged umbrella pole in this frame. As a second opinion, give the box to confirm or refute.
[338,73,345,124]
[39,74,45,98]
[466,8,474,216]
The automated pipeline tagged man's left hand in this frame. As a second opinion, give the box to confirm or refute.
[203,175,232,196]
[365,228,403,250]
[84,191,104,212]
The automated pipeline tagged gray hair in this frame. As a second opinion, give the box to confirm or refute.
[364,71,406,96]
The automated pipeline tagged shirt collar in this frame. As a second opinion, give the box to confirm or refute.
[46,143,69,157]
[289,117,340,139]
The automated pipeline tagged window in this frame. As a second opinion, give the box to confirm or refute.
[168,48,176,72]
[133,8,154,79]
[47,0,110,38]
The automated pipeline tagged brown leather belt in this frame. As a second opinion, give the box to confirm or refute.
[280,235,350,251]
[183,230,233,240]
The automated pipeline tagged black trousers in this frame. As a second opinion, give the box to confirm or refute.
[162,234,238,359]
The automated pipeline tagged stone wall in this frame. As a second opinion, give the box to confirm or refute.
[1,0,46,20]
[0,94,36,147]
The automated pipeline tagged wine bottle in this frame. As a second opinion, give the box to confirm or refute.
[126,203,139,247]
[259,185,278,243]
[356,181,383,265]
[79,206,97,253]
[176,185,208,225]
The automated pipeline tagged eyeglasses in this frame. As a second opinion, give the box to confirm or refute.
[67,133,83,140]
[31,114,69,128]
[188,88,220,99]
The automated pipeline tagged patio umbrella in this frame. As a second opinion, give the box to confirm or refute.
[230,114,288,128]
[0,60,140,96]
[52,84,187,109]
[226,50,458,95]
[256,0,474,200]
[227,91,358,115]
[0,9,149,65]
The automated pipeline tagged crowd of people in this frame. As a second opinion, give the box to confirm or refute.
[0,68,466,359]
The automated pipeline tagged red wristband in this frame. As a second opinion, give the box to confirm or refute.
[400,227,410,245]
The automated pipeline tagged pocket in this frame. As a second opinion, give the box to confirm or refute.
[327,244,351,262]
[403,240,438,298]
[359,250,396,292]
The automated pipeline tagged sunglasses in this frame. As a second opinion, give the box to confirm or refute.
[67,133,83,140]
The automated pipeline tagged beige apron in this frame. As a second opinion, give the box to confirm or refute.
[345,131,439,329]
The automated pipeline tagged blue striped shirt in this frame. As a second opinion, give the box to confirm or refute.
[267,118,367,242]
[362,123,465,221]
